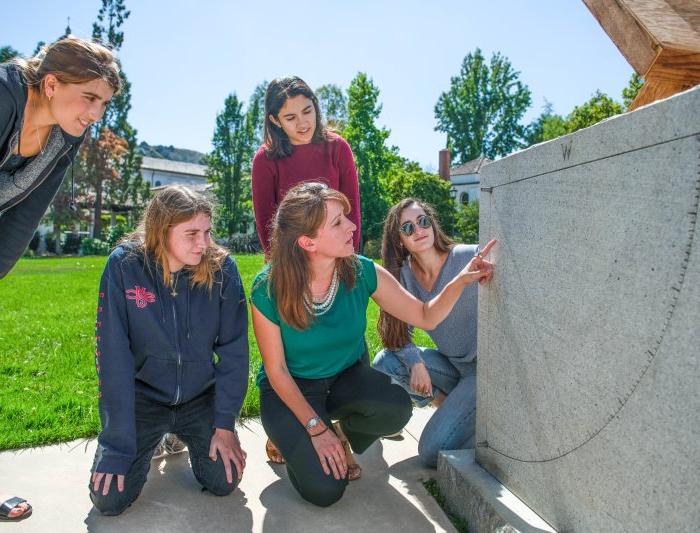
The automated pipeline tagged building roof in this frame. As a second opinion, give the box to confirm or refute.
[141,156,208,178]
[450,155,491,176]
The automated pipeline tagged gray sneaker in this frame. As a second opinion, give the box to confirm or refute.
[152,433,188,461]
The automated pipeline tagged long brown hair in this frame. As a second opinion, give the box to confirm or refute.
[265,182,357,330]
[123,186,228,293]
[12,36,121,96]
[378,198,454,349]
[263,76,329,159]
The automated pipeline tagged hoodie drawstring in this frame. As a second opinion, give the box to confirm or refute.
[69,158,77,212]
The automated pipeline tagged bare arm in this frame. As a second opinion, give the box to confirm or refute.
[251,304,347,479]
[373,239,496,330]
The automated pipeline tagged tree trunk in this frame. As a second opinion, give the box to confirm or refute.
[93,181,103,238]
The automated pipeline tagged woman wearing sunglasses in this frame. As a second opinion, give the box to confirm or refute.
[374,198,496,468]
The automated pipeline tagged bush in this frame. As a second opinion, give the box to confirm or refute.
[362,239,381,259]
[221,233,261,254]
[44,234,57,254]
[455,200,479,244]
[29,231,41,252]
[62,232,83,254]
[80,238,111,256]
[107,223,133,247]
[22,247,34,258]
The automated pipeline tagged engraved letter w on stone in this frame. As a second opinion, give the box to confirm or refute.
[561,141,572,161]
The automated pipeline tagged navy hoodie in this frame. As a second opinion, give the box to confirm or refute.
[94,244,249,475]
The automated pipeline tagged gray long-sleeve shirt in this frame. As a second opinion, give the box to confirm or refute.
[396,244,479,368]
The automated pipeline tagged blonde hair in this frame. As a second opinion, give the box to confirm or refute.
[12,36,121,96]
[265,182,357,330]
[124,186,228,293]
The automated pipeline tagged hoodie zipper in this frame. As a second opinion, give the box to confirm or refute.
[0,143,72,215]
[171,276,182,405]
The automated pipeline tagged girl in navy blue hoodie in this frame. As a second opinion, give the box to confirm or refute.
[89,186,249,515]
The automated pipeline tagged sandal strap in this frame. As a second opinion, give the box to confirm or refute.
[0,497,26,515]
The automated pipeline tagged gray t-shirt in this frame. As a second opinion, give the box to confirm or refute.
[395,244,479,367]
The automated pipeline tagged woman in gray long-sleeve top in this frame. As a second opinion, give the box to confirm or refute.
[374,198,495,467]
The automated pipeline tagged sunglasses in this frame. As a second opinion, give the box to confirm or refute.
[400,214,432,236]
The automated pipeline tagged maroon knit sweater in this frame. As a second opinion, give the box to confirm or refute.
[251,132,361,252]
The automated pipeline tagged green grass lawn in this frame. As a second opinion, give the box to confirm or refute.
[0,255,432,451]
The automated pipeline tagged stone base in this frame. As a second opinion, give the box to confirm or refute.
[437,450,556,533]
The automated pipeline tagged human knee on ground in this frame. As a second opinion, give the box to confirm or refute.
[192,455,238,496]
[289,467,347,507]
[90,486,138,516]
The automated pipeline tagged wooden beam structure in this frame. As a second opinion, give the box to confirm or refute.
[583,0,700,109]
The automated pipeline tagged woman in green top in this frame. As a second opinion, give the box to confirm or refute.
[250,182,495,507]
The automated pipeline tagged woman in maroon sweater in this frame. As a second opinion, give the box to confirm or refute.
[251,76,361,253]
[251,76,362,474]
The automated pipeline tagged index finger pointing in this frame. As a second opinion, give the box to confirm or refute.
[479,239,497,258]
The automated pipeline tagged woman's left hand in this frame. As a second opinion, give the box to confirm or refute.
[209,428,247,484]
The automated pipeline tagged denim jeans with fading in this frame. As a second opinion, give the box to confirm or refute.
[373,347,476,468]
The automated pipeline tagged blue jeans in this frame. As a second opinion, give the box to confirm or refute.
[373,348,476,468]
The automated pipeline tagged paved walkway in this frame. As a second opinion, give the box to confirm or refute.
[1,408,455,532]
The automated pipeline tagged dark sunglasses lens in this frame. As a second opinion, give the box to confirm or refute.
[400,222,415,236]
[417,215,432,228]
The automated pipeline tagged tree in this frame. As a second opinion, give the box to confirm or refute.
[317,84,348,130]
[385,161,456,235]
[525,100,567,145]
[76,127,129,239]
[622,73,644,110]
[456,200,479,244]
[564,90,623,133]
[435,49,531,164]
[343,73,393,248]
[205,89,262,237]
[0,46,19,63]
[86,0,147,237]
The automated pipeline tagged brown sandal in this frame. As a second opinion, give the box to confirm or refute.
[265,438,285,464]
[333,422,362,481]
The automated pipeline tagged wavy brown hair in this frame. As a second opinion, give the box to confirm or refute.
[263,76,329,160]
[264,182,357,330]
[378,198,454,349]
[123,186,228,293]
[12,35,121,96]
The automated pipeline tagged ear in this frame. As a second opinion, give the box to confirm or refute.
[269,114,282,129]
[297,235,316,252]
[43,74,58,99]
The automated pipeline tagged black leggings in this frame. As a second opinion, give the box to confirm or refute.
[259,361,412,507]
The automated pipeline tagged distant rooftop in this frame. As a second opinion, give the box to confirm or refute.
[141,156,208,177]
[451,156,491,176]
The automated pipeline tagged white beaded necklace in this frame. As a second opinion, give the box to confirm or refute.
[305,267,339,316]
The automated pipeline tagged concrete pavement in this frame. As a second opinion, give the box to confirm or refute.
[1,407,456,532]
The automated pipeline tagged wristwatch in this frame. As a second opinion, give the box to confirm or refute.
[305,416,323,431]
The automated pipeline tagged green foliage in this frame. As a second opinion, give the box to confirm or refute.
[106,223,132,247]
[362,239,381,259]
[622,72,644,109]
[434,48,532,164]
[206,87,264,237]
[385,162,456,235]
[456,200,479,244]
[525,100,567,145]
[564,90,623,133]
[0,45,19,63]
[83,0,149,237]
[317,84,348,130]
[80,238,111,256]
[423,479,469,532]
[343,73,393,248]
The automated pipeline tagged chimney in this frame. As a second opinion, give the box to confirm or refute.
[438,149,451,181]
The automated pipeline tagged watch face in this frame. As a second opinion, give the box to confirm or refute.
[307,417,319,428]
